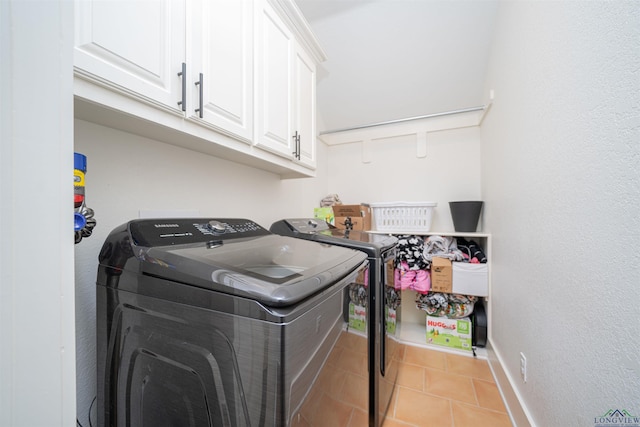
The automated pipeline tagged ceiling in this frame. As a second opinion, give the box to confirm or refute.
[294,0,499,133]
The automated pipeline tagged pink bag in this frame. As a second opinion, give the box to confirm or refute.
[395,261,430,294]
[412,269,431,293]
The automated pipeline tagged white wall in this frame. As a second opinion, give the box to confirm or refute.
[297,0,498,133]
[481,2,640,426]
[326,126,483,232]
[73,120,329,424]
[1,1,76,426]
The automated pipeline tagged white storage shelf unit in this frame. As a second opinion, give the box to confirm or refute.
[371,230,491,357]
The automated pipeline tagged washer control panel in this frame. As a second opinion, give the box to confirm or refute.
[129,218,269,247]
[194,219,264,236]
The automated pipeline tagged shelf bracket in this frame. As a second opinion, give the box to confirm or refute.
[417,132,428,158]
[362,139,372,163]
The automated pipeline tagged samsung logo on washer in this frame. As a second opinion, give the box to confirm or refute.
[154,224,180,228]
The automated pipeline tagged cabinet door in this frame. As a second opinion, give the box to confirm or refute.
[74,0,185,113]
[293,43,316,168]
[255,1,294,159]
[189,0,253,142]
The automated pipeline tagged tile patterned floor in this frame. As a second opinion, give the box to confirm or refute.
[383,345,513,427]
[294,330,513,427]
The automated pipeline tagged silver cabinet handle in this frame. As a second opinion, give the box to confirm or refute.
[177,62,186,112]
[194,73,203,118]
[292,131,301,160]
[292,132,298,157]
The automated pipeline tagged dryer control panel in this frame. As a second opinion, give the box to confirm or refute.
[129,218,269,247]
[273,218,331,234]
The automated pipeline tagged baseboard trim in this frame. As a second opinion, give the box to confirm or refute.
[486,340,534,427]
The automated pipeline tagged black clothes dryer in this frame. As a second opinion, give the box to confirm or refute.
[270,219,399,427]
[96,218,368,427]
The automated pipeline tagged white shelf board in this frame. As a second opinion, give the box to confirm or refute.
[368,230,490,238]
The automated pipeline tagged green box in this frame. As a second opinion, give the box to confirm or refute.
[313,207,334,225]
[386,307,397,334]
[348,303,366,332]
[426,316,472,351]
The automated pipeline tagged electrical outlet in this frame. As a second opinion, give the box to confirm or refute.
[520,352,527,382]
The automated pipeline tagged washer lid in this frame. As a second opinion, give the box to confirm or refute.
[142,235,365,306]
[99,219,367,307]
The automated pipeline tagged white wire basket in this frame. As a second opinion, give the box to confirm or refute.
[370,202,437,232]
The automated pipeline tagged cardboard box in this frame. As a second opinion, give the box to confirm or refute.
[331,204,366,217]
[431,257,452,293]
[334,216,365,231]
[452,262,488,296]
[355,268,368,286]
[331,204,372,231]
[385,259,395,287]
[426,316,472,351]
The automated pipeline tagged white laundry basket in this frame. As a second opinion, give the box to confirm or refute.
[370,202,437,232]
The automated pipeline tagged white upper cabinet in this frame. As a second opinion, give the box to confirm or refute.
[255,0,320,169]
[73,0,325,177]
[255,1,294,159]
[74,0,186,114]
[188,0,254,142]
[293,43,316,168]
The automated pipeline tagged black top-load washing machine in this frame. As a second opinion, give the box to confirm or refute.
[96,218,368,427]
[270,219,399,427]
